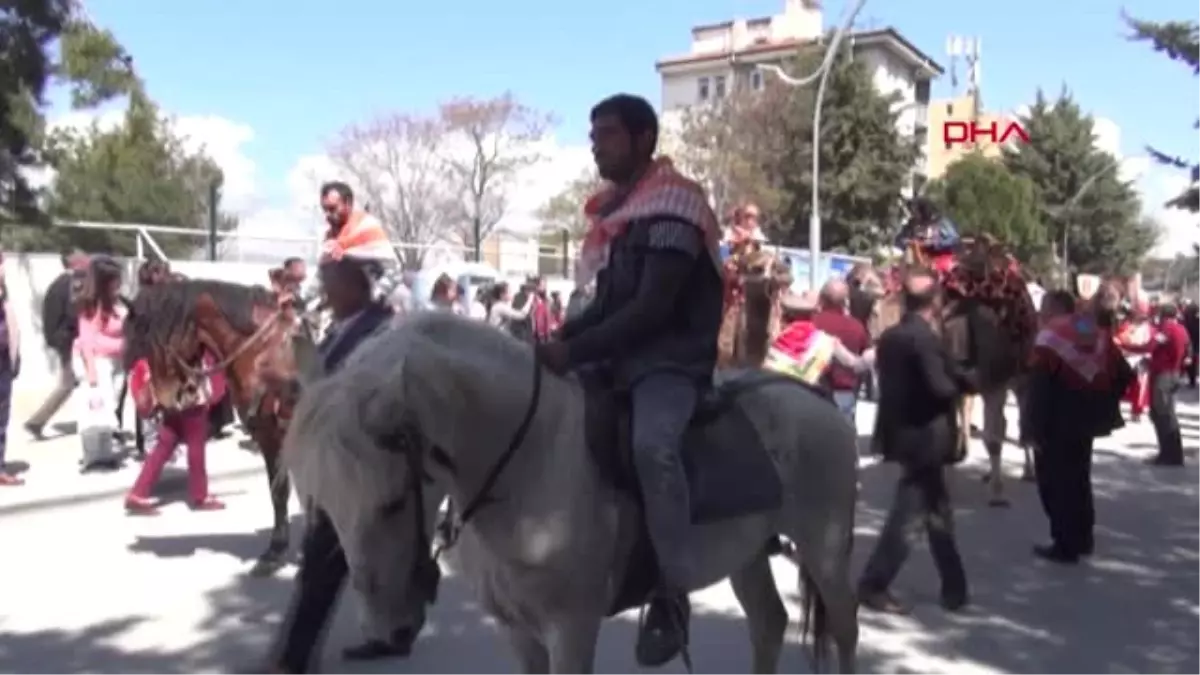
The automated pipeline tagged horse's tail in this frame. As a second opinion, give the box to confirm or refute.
[799,513,854,672]
[800,567,829,670]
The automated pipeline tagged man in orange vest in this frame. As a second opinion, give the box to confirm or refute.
[312,182,400,311]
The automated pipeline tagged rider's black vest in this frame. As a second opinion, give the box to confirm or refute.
[591,217,723,386]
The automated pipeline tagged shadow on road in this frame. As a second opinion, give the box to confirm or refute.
[0,445,1195,673]
[850,449,1198,674]
[127,515,305,563]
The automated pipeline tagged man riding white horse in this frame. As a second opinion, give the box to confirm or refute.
[534,93,725,667]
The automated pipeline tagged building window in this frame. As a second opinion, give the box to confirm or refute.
[697,77,710,102]
[714,75,727,98]
[750,69,763,91]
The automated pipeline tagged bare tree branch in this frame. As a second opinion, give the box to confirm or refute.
[439,92,553,257]
[327,113,457,269]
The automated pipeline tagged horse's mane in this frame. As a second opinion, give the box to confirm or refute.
[123,278,276,368]
[285,310,535,523]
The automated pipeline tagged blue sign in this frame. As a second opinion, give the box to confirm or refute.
[718,243,868,292]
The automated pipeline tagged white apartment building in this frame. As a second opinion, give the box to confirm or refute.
[656,0,943,192]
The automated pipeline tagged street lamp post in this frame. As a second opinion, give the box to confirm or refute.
[756,0,869,290]
[1045,154,1143,284]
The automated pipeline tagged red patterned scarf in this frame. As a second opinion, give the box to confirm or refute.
[576,157,722,285]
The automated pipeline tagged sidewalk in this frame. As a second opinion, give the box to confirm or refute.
[0,386,268,515]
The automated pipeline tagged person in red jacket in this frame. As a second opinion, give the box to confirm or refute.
[125,352,227,513]
[812,278,870,426]
[1129,304,1191,466]
[1115,301,1155,420]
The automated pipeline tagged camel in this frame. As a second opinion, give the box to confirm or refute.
[718,246,794,368]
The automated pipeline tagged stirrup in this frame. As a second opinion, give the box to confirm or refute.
[636,593,693,673]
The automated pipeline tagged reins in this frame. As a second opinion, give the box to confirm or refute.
[173,307,286,378]
[432,351,544,560]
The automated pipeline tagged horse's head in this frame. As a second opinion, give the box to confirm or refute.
[124,279,296,411]
[283,313,537,629]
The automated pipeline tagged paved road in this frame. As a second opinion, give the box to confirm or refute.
[0,388,1196,673]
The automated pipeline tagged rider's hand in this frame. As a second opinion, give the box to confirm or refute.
[535,341,570,376]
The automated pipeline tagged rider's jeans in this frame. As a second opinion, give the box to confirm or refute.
[631,371,698,591]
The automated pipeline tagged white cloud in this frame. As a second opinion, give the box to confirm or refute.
[1093,116,1197,257]
[260,133,593,240]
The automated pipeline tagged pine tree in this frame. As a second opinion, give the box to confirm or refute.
[925,153,1047,264]
[1003,90,1156,275]
[1,1,136,227]
[38,88,233,256]
[761,43,919,254]
[1124,12,1199,213]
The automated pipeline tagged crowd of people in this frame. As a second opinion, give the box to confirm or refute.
[0,91,1193,673]
[0,252,235,513]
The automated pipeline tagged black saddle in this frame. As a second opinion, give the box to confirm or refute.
[581,370,820,615]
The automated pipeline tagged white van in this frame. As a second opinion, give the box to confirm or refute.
[411,261,502,311]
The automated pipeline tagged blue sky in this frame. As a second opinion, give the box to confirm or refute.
[67,0,1197,250]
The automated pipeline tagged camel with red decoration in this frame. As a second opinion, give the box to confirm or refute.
[870,201,1039,506]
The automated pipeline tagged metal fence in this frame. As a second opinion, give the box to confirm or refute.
[49,219,577,280]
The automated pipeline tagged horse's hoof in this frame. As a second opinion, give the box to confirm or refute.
[988,497,1011,508]
[1020,470,1035,482]
[979,472,993,483]
[248,556,286,577]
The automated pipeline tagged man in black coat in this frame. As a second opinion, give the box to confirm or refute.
[859,267,975,613]
[266,257,435,673]
[1024,291,1131,563]
[24,251,88,439]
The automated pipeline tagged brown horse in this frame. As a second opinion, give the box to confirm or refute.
[870,240,1038,506]
[124,278,316,575]
[717,246,793,367]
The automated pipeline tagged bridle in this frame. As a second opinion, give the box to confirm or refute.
[171,307,285,379]
[385,348,545,564]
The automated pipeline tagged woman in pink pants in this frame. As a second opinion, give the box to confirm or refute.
[125,354,226,515]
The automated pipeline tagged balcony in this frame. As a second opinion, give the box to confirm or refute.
[913,104,929,130]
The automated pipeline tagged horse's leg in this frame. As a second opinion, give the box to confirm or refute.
[503,626,549,674]
[786,524,858,674]
[982,390,1009,508]
[545,615,601,674]
[728,549,787,673]
[250,443,292,576]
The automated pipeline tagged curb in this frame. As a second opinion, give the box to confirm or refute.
[0,465,267,518]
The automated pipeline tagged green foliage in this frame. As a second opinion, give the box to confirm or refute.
[784,45,919,255]
[1003,90,1156,276]
[1,0,73,221]
[672,90,786,219]
[675,40,917,255]
[925,153,1045,260]
[536,167,601,241]
[1,4,233,255]
[37,90,233,257]
[1123,12,1199,213]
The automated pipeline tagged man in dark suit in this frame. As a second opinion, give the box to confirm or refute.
[859,267,975,613]
[1024,291,1131,563]
[266,256,431,673]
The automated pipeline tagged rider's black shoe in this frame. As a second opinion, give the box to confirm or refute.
[635,593,690,667]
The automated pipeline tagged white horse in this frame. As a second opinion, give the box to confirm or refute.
[282,311,861,673]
